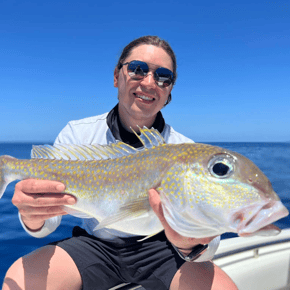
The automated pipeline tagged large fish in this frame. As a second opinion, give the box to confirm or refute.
[0,128,288,238]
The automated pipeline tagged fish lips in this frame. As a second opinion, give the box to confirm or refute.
[234,200,289,236]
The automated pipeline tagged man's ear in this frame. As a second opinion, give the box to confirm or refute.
[114,68,119,88]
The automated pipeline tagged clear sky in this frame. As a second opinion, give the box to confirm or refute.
[1,0,289,142]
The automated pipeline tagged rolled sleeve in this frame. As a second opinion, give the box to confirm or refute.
[18,213,62,238]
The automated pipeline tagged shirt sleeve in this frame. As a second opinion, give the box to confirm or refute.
[18,213,62,238]
[54,122,80,145]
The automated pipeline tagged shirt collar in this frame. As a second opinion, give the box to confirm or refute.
[106,103,165,148]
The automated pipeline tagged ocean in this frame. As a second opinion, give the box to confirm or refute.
[0,142,289,284]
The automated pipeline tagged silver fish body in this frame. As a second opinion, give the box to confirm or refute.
[0,128,288,238]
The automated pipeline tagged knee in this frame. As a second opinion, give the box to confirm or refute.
[212,263,238,290]
[3,246,82,290]
[170,261,238,290]
[2,246,58,290]
[3,258,25,290]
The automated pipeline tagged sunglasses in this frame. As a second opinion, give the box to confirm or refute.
[119,60,174,88]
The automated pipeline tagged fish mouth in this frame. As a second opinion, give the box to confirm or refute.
[232,200,289,236]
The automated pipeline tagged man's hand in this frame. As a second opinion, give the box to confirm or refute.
[12,179,76,231]
[148,188,217,253]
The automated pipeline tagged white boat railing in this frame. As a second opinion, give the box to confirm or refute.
[214,229,290,290]
[214,235,290,259]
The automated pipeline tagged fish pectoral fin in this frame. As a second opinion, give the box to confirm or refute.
[94,196,150,231]
[62,205,93,219]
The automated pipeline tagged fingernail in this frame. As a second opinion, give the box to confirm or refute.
[56,184,65,191]
[68,198,76,204]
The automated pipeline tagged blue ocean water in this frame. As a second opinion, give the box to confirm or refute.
[0,142,289,284]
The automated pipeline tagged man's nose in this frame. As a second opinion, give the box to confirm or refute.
[140,72,156,88]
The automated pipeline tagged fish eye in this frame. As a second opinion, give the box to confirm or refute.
[212,163,230,176]
[208,154,235,179]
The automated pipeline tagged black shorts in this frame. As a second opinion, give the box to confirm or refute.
[51,226,185,290]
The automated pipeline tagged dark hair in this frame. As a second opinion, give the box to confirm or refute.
[116,36,177,106]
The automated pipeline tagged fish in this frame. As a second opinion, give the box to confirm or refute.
[0,128,288,238]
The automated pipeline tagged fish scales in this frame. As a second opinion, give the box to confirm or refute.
[0,143,182,228]
[0,128,288,238]
[2,146,170,197]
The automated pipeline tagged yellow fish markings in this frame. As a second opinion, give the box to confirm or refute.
[0,128,288,237]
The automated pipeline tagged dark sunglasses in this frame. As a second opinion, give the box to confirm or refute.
[119,60,174,88]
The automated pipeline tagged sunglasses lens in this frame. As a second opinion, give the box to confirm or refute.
[155,68,173,87]
[127,61,149,79]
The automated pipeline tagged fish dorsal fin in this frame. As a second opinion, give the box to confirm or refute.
[131,126,165,148]
[31,143,138,161]
[31,127,165,160]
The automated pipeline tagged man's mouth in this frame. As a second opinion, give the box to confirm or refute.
[133,93,155,101]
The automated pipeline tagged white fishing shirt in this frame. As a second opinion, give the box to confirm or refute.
[19,111,220,262]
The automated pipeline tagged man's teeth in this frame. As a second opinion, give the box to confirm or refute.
[136,95,154,101]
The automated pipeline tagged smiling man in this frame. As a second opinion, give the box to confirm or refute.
[4,35,237,290]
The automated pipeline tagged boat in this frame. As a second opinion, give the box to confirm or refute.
[109,229,290,290]
[213,229,290,290]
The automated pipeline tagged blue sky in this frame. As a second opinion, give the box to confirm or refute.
[1,0,289,142]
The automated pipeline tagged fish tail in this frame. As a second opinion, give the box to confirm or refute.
[0,155,15,199]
